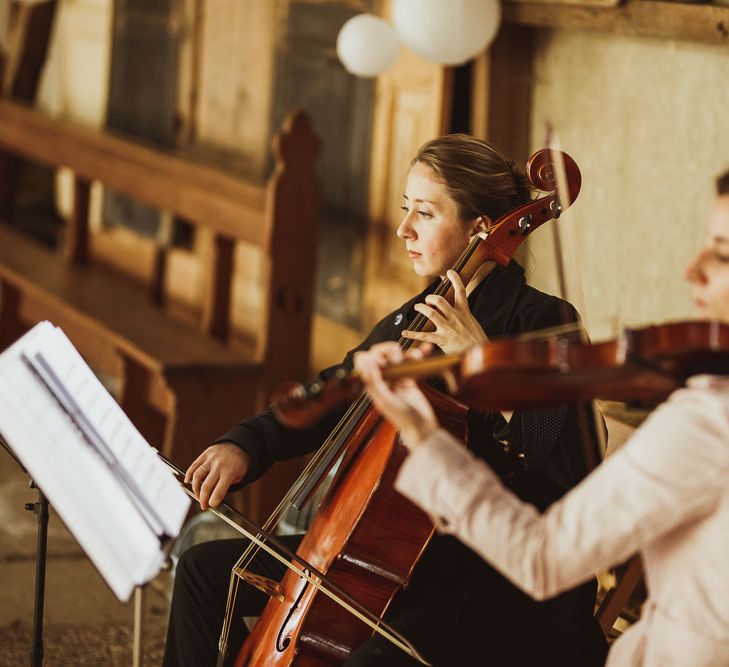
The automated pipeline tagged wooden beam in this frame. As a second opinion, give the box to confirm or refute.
[503,0,729,46]
[2,0,57,100]
[484,24,536,165]
[470,51,490,140]
[65,176,91,265]
[0,100,268,246]
[202,233,235,342]
[0,280,22,349]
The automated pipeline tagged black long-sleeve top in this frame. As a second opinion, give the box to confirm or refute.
[217,261,602,508]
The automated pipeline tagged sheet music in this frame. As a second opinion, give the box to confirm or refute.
[21,325,188,537]
[0,322,190,601]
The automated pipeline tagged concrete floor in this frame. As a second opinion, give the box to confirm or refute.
[0,444,171,665]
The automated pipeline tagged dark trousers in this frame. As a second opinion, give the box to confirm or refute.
[163,534,608,667]
[163,536,300,667]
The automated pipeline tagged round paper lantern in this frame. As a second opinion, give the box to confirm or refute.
[336,14,400,78]
[392,0,501,66]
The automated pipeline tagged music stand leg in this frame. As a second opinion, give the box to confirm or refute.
[133,585,145,667]
[25,481,48,667]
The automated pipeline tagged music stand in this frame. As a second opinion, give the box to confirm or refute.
[0,432,48,667]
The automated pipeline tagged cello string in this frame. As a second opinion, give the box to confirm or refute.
[230,392,375,589]
[399,235,485,347]
[249,389,374,533]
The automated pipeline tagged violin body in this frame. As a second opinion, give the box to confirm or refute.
[456,320,729,410]
[456,336,674,408]
[236,388,467,666]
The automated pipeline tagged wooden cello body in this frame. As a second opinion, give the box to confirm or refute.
[236,389,466,666]
[235,148,581,666]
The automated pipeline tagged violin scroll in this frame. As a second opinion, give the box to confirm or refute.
[271,375,362,429]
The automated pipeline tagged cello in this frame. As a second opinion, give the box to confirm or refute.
[223,148,582,666]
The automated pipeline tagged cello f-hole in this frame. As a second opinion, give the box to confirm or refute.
[276,569,311,652]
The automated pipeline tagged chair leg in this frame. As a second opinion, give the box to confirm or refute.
[595,554,644,637]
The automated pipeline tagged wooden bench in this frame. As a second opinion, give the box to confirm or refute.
[0,99,320,519]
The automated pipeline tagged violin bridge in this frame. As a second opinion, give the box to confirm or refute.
[234,569,285,603]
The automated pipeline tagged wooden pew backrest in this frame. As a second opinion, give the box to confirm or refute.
[0,100,320,518]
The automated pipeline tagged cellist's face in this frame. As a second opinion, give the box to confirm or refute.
[685,194,729,323]
[397,162,485,280]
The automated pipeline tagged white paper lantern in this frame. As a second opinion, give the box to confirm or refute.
[336,14,400,78]
[393,0,501,66]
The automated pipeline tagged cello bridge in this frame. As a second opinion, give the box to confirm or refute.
[234,568,285,602]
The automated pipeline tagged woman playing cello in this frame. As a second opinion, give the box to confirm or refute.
[355,169,729,666]
[163,135,607,666]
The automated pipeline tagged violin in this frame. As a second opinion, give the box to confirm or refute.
[273,320,729,427]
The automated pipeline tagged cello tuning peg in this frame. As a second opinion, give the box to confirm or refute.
[517,215,532,235]
[307,381,323,399]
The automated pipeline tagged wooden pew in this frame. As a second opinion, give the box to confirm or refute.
[0,99,320,520]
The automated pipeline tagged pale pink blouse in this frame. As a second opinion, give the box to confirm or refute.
[394,377,729,666]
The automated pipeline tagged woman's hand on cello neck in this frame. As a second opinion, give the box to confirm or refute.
[354,343,439,451]
[184,444,250,510]
[402,270,489,355]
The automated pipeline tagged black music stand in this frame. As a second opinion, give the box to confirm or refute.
[0,433,49,667]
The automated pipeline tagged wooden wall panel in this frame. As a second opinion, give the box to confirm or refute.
[194,0,276,178]
[364,46,448,330]
[481,24,535,166]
